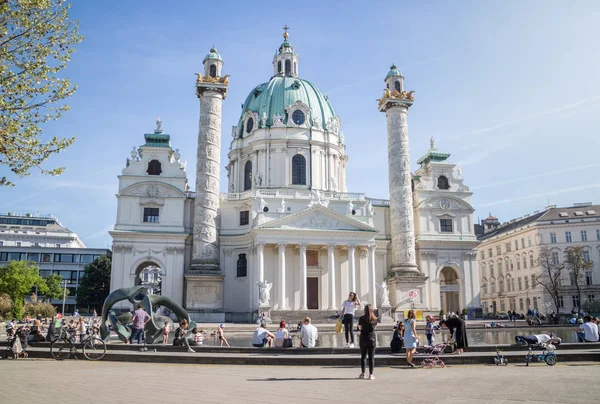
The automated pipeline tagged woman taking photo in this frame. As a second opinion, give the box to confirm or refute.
[357,304,378,380]
[403,309,419,367]
[339,292,361,347]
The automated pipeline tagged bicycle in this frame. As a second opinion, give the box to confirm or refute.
[50,326,106,361]
[525,343,557,366]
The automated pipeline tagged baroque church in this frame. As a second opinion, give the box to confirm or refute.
[109,30,481,322]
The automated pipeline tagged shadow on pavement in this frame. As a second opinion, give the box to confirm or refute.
[248,377,352,382]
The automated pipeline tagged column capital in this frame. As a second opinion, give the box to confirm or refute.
[298,243,308,252]
[256,242,265,250]
[277,243,287,251]
[347,244,356,252]
[328,244,336,252]
[368,244,377,252]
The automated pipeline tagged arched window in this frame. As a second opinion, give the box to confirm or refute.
[209,64,217,78]
[277,60,282,73]
[292,110,305,125]
[285,59,291,75]
[291,154,306,185]
[394,80,401,92]
[246,118,254,133]
[244,161,252,191]
[437,175,449,190]
[236,253,247,277]
[147,159,162,176]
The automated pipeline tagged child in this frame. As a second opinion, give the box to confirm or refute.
[425,315,436,346]
[191,328,204,346]
[162,321,170,345]
[217,324,229,347]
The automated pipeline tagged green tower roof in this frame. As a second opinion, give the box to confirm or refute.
[386,64,403,79]
[203,47,222,64]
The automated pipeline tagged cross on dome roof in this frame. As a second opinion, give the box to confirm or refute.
[283,24,289,40]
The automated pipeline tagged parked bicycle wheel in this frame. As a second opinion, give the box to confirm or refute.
[545,355,557,366]
[83,337,106,360]
[50,338,73,360]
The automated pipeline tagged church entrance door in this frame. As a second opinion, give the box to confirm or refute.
[440,266,461,314]
[307,278,319,309]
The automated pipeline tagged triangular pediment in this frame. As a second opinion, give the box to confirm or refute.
[259,205,377,232]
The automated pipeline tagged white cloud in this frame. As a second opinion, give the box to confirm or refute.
[477,183,600,208]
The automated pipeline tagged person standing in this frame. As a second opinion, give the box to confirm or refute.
[403,310,419,367]
[357,304,378,380]
[129,304,150,345]
[217,324,230,347]
[425,315,436,346]
[439,315,469,354]
[299,317,318,348]
[339,292,361,348]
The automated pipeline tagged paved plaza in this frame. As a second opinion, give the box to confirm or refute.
[0,360,598,403]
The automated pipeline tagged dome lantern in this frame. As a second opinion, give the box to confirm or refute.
[385,64,404,93]
[273,25,299,78]
[203,46,223,78]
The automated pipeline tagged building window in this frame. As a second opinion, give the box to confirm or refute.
[277,60,282,73]
[209,64,216,78]
[490,263,494,277]
[505,242,511,252]
[498,260,503,273]
[533,296,538,309]
[550,233,557,243]
[581,230,587,242]
[285,59,291,75]
[394,80,401,92]
[586,272,593,285]
[518,278,522,290]
[529,253,534,268]
[521,238,525,249]
[291,154,307,185]
[244,161,252,191]
[437,176,449,190]
[531,275,536,288]
[557,295,564,308]
[523,255,527,269]
[565,231,572,242]
[597,229,600,241]
[572,295,580,309]
[143,208,160,223]
[505,257,510,271]
[524,277,529,289]
[239,211,249,226]
[55,244,61,248]
[583,250,591,262]
[519,298,524,311]
[236,254,247,277]
[80,254,94,264]
[515,240,519,250]
[307,250,319,267]
[16,242,21,247]
[246,117,254,133]
[440,219,453,232]
[42,253,51,262]
[147,159,162,176]
[291,110,305,125]
[488,248,492,258]
[528,236,532,247]
[496,246,501,255]
[480,251,485,260]
[588,295,595,301]
[552,251,559,265]
[27,253,39,262]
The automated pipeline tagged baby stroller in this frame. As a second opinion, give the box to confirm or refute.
[3,326,30,359]
[421,343,448,368]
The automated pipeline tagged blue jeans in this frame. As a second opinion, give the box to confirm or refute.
[130,328,144,344]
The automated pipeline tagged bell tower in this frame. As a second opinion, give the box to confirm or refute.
[272,25,299,77]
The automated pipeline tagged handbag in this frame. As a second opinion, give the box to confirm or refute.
[335,319,343,334]
[283,337,293,348]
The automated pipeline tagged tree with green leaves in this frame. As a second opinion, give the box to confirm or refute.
[43,272,67,301]
[77,255,111,313]
[0,260,47,318]
[564,246,594,317]
[534,246,564,315]
[0,0,83,187]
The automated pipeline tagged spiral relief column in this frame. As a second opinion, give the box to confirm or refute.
[378,66,427,312]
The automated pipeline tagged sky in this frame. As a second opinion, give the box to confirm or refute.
[1,0,600,249]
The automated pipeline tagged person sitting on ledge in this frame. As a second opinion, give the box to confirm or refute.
[190,327,204,346]
[252,322,275,348]
[299,317,318,348]
[274,321,290,348]
[578,315,599,342]
[173,319,195,353]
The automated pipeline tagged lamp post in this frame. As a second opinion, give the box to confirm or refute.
[61,280,70,316]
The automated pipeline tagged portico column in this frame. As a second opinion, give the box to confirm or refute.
[277,243,287,310]
[328,244,336,310]
[299,244,308,310]
[348,244,356,293]
[257,243,265,282]
[368,245,377,308]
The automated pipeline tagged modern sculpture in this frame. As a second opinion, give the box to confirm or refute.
[100,286,197,344]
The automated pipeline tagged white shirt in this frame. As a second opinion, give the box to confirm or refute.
[252,327,270,345]
[534,334,551,344]
[300,323,318,348]
[341,300,357,316]
[580,322,599,342]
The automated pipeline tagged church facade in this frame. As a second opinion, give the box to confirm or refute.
[109,31,480,322]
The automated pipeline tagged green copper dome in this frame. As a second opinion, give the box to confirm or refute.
[386,64,403,79]
[236,76,336,136]
[203,47,222,64]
